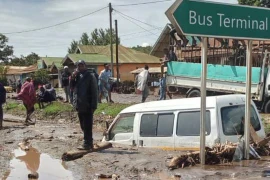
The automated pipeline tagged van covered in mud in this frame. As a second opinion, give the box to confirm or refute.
[103,95,266,150]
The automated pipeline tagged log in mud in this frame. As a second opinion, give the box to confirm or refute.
[62,142,112,161]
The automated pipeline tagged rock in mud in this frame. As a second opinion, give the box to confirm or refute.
[4,140,14,144]
[28,172,39,179]
[95,173,119,179]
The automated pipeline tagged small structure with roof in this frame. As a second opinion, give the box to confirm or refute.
[5,64,38,87]
[38,57,64,87]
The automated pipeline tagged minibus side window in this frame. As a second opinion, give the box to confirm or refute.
[177,111,211,136]
[140,113,174,137]
[221,105,261,136]
[109,113,135,140]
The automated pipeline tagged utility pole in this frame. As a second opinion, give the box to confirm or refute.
[109,3,114,77]
[115,20,119,86]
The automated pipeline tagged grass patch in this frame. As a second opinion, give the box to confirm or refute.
[43,102,73,116]
[5,102,20,110]
[4,99,131,119]
[95,103,131,117]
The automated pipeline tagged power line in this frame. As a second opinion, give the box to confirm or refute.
[120,28,161,37]
[116,12,159,37]
[2,6,108,35]
[122,31,161,41]
[114,9,162,30]
[115,0,172,7]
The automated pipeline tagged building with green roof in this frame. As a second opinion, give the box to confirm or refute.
[38,57,64,88]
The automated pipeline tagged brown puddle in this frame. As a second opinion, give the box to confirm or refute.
[3,147,73,180]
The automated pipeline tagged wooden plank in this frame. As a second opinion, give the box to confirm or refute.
[249,125,263,144]
[62,142,112,161]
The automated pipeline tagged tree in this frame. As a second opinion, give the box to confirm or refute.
[68,40,79,54]
[131,45,153,54]
[238,0,261,6]
[0,34,13,63]
[80,33,89,45]
[25,52,39,66]
[0,66,8,86]
[9,52,39,66]
[68,28,120,53]
[89,28,120,45]
[31,69,50,85]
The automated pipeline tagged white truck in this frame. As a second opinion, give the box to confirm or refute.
[166,50,270,113]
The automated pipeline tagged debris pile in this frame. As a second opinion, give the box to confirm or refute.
[168,126,270,170]
[168,142,237,169]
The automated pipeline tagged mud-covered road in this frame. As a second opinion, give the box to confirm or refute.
[1,93,270,179]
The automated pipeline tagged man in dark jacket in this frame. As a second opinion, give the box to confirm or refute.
[71,60,98,150]
[62,66,71,103]
[0,83,6,129]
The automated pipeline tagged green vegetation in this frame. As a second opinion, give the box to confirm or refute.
[5,99,131,118]
[5,102,20,110]
[95,103,131,117]
[42,102,73,116]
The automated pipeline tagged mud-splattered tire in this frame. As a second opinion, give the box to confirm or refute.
[186,89,201,98]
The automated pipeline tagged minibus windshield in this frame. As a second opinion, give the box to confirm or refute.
[221,105,261,136]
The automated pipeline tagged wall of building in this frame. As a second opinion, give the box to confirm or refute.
[97,63,160,81]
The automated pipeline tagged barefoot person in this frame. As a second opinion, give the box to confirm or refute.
[71,60,98,150]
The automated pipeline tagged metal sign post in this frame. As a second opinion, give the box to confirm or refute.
[200,37,208,165]
[244,40,253,159]
[165,0,268,162]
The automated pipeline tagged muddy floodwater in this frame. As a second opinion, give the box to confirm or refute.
[1,114,270,179]
[1,93,270,179]
[3,147,73,180]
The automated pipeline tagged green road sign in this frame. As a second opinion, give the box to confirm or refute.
[166,0,270,40]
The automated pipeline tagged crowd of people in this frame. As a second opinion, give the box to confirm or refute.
[0,51,172,148]
[61,63,114,105]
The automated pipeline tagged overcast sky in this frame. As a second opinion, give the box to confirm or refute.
[0,0,237,58]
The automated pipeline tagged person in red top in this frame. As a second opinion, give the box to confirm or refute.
[13,77,37,125]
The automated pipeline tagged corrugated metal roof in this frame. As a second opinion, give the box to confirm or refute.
[6,64,37,75]
[40,57,63,68]
[77,45,160,64]
[65,54,110,64]
[76,45,106,54]
[99,45,160,64]
[130,67,167,74]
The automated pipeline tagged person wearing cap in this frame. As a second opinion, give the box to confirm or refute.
[61,66,71,103]
[99,63,114,103]
[71,60,98,150]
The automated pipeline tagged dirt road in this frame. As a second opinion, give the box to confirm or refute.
[1,93,270,179]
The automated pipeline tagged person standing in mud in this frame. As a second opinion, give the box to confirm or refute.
[16,79,22,94]
[71,60,98,150]
[137,65,150,103]
[0,82,6,129]
[12,77,37,125]
[99,63,114,103]
[61,66,71,103]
